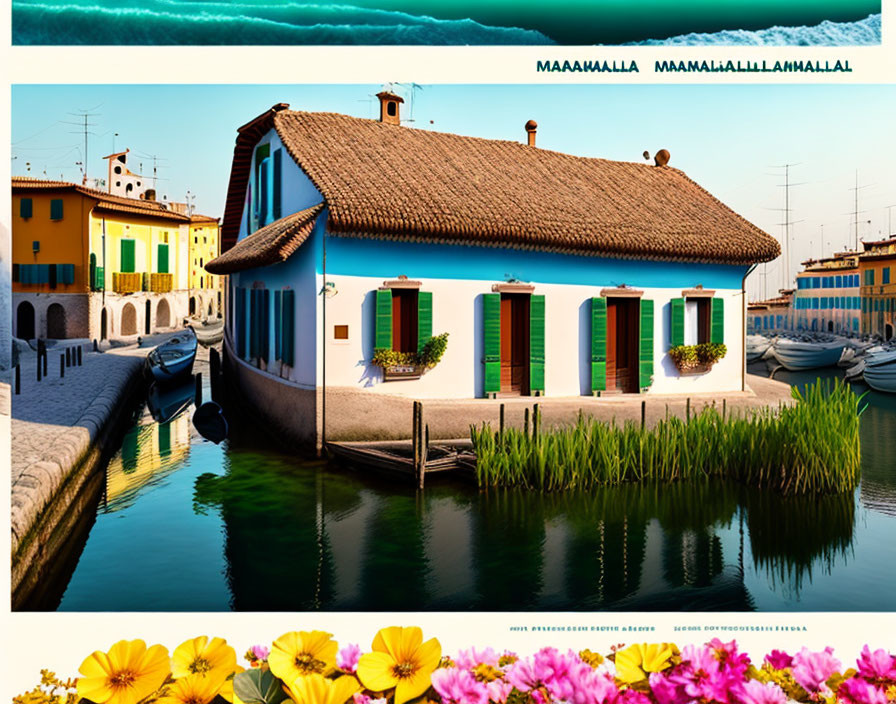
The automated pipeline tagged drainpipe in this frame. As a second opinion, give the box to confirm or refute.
[741,263,758,392]
[321,226,327,454]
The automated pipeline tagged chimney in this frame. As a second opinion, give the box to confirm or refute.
[144,189,157,201]
[525,120,538,147]
[377,91,404,126]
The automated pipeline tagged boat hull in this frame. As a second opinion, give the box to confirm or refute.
[771,342,846,371]
[863,352,896,393]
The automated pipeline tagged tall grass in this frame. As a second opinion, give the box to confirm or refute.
[470,379,865,495]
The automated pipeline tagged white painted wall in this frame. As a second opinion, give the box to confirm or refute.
[317,273,746,398]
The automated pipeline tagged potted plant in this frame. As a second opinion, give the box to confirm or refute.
[373,333,449,381]
[669,342,727,375]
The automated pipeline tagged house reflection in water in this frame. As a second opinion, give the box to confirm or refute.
[192,461,857,611]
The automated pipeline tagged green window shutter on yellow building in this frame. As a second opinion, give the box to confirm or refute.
[711,297,725,343]
[157,244,169,273]
[591,297,607,393]
[529,294,545,394]
[374,289,393,352]
[670,298,685,347]
[120,239,135,273]
[639,299,655,390]
[417,291,433,353]
[483,293,500,395]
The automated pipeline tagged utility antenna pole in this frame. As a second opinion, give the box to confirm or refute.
[849,170,872,251]
[65,108,102,185]
[770,163,805,290]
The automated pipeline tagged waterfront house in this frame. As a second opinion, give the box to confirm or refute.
[747,290,794,333]
[206,95,779,448]
[859,236,896,340]
[792,251,861,334]
[11,175,221,341]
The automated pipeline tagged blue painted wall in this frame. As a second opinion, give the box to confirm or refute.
[323,234,749,289]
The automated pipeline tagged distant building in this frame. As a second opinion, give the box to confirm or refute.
[207,95,779,449]
[792,251,861,334]
[747,290,794,333]
[11,177,220,341]
[859,235,896,340]
[103,149,152,200]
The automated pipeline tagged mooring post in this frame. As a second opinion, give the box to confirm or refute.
[36,356,42,382]
[209,347,221,402]
[194,372,203,406]
[686,397,691,421]
[524,407,530,438]
[420,420,429,491]
[412,401,422,488]
[93,339,98,352]
[15,365,20,395]
[60,354,65,378]
[499,403,505,440]
[42,349,47,376]
[77,346,82,366]
[641,400,646,430]
[65,348,71,367]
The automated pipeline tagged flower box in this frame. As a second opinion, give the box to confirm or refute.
[675,360,715,376]
[382,364,425,381]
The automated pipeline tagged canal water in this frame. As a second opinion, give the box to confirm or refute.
[44,360,896,611]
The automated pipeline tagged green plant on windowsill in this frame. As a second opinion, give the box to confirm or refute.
[372,332,450,370]
[669,342,727,372]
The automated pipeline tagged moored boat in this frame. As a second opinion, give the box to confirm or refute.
[771,337,847,371]
[862,351,896,394]
[145,328,197,384]
[746,335,772,363]
[147,380,196,424]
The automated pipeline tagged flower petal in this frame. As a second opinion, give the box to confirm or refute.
[394,669,432,704]
[357,652,399,693]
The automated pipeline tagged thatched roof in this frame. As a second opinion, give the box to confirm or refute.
[219,105,779,267]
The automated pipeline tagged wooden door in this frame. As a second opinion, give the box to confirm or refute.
[608,298,639,393]
[606,300,618,390]
[500,294,530,395]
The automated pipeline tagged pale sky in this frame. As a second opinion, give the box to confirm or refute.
[11,83,896,300]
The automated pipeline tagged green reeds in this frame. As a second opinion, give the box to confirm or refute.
[471,379,865,495]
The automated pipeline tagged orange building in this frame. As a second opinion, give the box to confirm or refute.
[859,235,896,340]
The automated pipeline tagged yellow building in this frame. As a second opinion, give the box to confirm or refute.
[188,214,223,318]
[11,177,217,340]
[859,235,896,340]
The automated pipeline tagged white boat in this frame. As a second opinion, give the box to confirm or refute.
[770,338,847,371]
[863,351,896,394]
[844,358,866,382]
[145,328,197,384]
[746,335,772,363]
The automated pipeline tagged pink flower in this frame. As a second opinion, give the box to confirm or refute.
[249,645,270,661]
[431,668,489,704]
[455,647,501,670]
[669,644,732,704]
[337,643,362,674]
[736,679,787,704]
[709,639,752,679]
[856,647,896,682]
[792,647,842,695]
[486,679,513,704]
[839,678,889,704]
[506,658,541,692]
[765,650,794,671]
[649,671,683,704]
[352,695,370,704]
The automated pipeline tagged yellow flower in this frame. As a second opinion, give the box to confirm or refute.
[218,666,245,704]
[171,636,237,688]
[269,631,339,682]
[615,643,675,684]
[77,639,170,704]
[283,674,360,704]
[157,674,221,704]
[356,627,441,704]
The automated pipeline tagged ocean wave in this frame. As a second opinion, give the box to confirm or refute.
[11,1,553,44]
[632,12,880,46]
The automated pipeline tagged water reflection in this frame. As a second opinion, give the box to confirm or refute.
[48,366,896,612]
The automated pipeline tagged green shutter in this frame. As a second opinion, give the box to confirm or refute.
[670,297,685,347]
[282,290,295,366]
[639,299,655,390]
[374,289,393,351]
[417,291,432,353]
[95,266,104,289]
[157,244,169,273]
[529,294,545,394]
[20,198,32,219]
[50,199,63,220]
[710,297,725,344]
[64,263,75,284]
[274,290,282,361]
[483,293,501,395]
[273,148,282,220]
[89,253,97,289]
[120,239,135,273]
[591,297,607,393]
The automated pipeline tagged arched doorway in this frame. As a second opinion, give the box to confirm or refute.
[811,319,818,332]
[827,320,834,332]
[16,301,35,339]
[47,303,67,339]
[156,298,170,328]
[886,323,894,341]
[208,302,213,317]
[121,303,137,336]
[101,308,108,340]
[145,300,152,334]
[189,297,196,315]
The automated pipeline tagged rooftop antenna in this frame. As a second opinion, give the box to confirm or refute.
[849,170,872,250]
[769,163,805,290]
[394,82,425,123]
[63,106,102,184]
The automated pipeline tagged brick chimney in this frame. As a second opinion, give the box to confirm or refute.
[525,120,537,147]
[377,91,404,126]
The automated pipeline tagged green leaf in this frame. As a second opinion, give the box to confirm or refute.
[232,669,289,704]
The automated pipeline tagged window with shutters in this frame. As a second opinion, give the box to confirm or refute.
[374,283,433,357]
[20,198,33,219]
[50,199,64,220]
[391,289,419,354]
